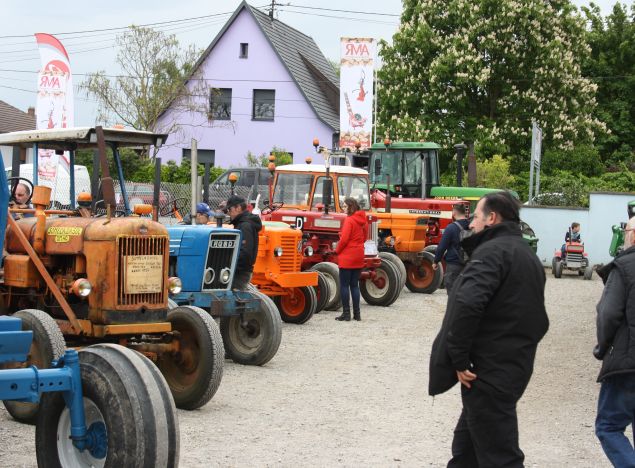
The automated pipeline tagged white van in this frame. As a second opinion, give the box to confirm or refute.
[6,164,92,208]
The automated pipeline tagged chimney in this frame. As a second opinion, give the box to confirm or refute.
[27,107,35,116]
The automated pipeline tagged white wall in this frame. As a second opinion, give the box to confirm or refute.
[520,192,635,267]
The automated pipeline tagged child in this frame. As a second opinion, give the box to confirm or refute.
[562,222,581,258]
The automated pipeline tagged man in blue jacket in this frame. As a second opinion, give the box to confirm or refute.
[594,217,635,467]
[429,191,549,467]
[432,203,470,294]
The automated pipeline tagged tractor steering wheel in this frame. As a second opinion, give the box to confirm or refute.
[160,197,190,218]
[94,200,126,218]
[261,202,283,215]
[7,177,34,205]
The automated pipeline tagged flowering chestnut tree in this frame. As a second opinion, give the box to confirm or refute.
[377,0,606,164]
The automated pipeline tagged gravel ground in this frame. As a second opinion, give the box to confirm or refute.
[0,272,619,467]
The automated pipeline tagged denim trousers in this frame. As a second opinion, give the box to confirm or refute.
[339,268,361,312]
[596,373,635,467]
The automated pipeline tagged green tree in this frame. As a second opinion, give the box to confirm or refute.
[82,26,208,155]
[581,2,635,170]
[244,147,293,167]
[476,155,514,188]
[377,0,605,170]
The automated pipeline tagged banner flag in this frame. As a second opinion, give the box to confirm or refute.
[35,33,73,183]
[339,38,375,151]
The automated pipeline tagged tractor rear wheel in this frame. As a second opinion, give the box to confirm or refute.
[552,257,559,272]
[313,271,331,313]
[360,259,402,307]
[2,309,65,425]
[378,252,406,290]
[424,245,445,288]
[310,262,341,311]
[584,266,593,280]
[221,289,282,366]
[158,306,224,410]
[554,261,563,278]
[275,286,317,324]
[405,251,443,294]
[36,344,179,468]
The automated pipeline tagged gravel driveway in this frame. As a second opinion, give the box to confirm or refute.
[0,272,616,467]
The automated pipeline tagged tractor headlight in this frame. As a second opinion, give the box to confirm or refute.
[168,277,182,294]
[204,268,215,285]
[304,246,314,257]
[220,268,231,284]
[274,246,284,257]
[71,278,92,297]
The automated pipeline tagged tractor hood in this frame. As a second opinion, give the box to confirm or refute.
[167,225,241,256]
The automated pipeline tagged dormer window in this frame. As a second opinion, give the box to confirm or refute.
[240,43,248,58]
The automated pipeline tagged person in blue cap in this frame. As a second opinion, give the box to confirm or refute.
[195,202,212,225]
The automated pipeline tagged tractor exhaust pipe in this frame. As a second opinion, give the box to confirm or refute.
[152,157,161,222]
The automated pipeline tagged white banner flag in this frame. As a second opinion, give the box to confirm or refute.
[35,33,73,183]
[339,38,375,151]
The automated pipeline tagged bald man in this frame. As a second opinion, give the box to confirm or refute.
[594,217,635,466]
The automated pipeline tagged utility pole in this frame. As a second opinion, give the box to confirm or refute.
[269,0,276,19]
[528,120,543,204]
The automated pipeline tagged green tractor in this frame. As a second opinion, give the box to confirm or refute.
[609,200,635,257]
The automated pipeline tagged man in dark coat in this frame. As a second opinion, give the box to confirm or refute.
[432,203,470,294]
[226,195,262,290]
[429,191,549,467]
[594,217,635,467]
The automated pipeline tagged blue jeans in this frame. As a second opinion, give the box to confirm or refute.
[596,373,635,467]
[339,268,361,312]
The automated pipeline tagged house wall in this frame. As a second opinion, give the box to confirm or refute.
[520,192,635,267]
[155,8,335,168]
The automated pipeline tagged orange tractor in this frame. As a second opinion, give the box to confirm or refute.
[0,127,226,423]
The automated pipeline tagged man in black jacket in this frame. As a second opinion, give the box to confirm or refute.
[432,203,470,294]
[594,217,635,467]
[226,195,262,290]
[429,191,549,467]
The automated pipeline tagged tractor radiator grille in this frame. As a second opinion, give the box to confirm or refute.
[117,235,167,306]
[279,236,301,273]
[203,232,240,290]
[567,253,584,264]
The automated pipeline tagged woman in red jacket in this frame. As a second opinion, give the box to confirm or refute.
[335,198,367,321]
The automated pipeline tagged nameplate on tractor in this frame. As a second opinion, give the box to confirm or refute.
[210,239,236,249]
[124,255,163,294]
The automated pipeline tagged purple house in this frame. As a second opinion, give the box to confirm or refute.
[155,1,339,168]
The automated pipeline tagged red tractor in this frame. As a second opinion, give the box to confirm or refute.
[552,231,592,280]
[261,164,404,310]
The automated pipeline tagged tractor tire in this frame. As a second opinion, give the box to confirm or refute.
[275,286,317,324]
[554,261,563,278]
[158,306,224,410]
[313,271,331,313]
[310,262,341,311]
[378,251,407,290]
[405,251,443,294]
[36,344,179,468]
[2,309,65,425]
[167,298,179,310]
[360,258,402,307]
[584,266,593,280]
[552,257,559,272]
[221,289,282,366]
[423,245,444,288]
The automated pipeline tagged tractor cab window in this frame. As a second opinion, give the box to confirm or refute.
[371,150,402,185]
[403,151,423,186]
[337,175,370,210]
[311,176,336,211]
[273,173,313,207]
[423,149,440,186]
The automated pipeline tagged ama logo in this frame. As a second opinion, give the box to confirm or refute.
[345,42,370,58]
[39,59,69,91]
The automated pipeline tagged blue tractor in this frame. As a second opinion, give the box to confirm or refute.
[0,151,179,466]
[167,221,282,366]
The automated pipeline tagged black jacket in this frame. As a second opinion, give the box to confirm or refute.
[230,211,262,272]
[429,222,549,398]
[434,218,470,265]
[594,246,635,382]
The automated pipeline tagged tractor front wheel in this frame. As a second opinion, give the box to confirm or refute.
[2,309,65,424]
[276,286,317,324]
[405,251,443,294]
[221,289,282,366]
[310,262,341,311]
[360,259,401,307]
[378,251,407,290]
[554,261,563,278]
[584,266,593,280]
[313,271,331,313]
[158,306,224,410]
[36,344,179,468]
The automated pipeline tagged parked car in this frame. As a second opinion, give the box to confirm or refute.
[115,182,171,208]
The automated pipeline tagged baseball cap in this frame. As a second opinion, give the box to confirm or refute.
[196,202,212,216]
[225,195,245,210]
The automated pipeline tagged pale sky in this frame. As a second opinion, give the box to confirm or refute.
[0,0,624,125]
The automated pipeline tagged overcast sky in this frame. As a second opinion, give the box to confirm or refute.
[0,0,624,125]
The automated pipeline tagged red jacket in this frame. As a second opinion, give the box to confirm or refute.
[336,210,367,269]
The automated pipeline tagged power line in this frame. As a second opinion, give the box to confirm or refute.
[276,7,398,25]
[284,4,400,17]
